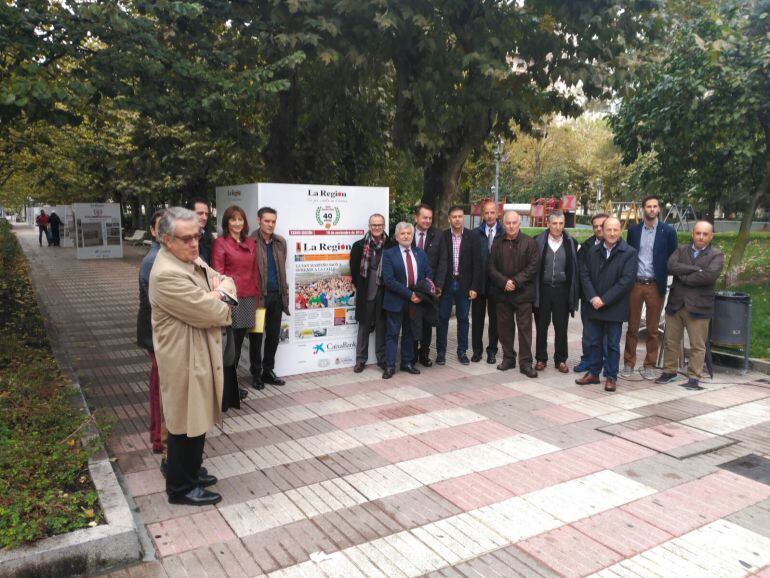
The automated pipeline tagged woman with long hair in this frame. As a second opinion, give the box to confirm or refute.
[211,205,260,410]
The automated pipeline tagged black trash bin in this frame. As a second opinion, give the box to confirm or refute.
[711,291,752,373]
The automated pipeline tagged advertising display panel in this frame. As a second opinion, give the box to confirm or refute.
[215,183,388,376]
[72,203,123,259]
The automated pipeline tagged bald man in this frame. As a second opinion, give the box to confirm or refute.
[487,211,540,377]
[656,221,724,390]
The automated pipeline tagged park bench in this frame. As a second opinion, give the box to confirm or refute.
[124,230,146,245]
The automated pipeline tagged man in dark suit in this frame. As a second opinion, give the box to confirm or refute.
[574,213,608,373]
[188,197,213,265]
[382,222,432,379]
[471,199,504,364]
[412,203,445,366]
[434,205,481,365]
[487,211,540,377]
[623,195,678,378]
[577,217,638,392]
[350,213,390,372]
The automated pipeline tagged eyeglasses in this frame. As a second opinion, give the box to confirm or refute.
[173,233,201,244]
[370,223,385,228]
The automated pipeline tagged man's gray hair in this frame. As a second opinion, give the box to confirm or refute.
[157,207,198,239]
[369,213,386,224]
[503,210,521,221]
[547,211,565,222]
[395,222,414,235]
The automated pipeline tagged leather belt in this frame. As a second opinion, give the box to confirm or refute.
[636,278,655,285]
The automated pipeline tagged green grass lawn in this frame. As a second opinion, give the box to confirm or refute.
[733,282,770,360]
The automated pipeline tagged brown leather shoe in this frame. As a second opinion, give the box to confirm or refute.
[534,361,546,371]
[556,362,569,374]
[604,378,617,392]
[575,373,600,385]
[353,362,366,373]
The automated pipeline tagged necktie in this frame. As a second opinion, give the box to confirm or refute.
[405,249,415,287]
[488,227,494,250]
[418,232,425,250]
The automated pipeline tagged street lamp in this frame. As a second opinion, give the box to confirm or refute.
[493,137,504,206]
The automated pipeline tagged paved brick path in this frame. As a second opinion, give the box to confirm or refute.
[16,225,770,577]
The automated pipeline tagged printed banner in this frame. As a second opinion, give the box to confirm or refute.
[72,203,123,259]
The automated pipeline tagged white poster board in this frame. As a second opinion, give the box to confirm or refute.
[215,183,389,376]
[73,203,123,259]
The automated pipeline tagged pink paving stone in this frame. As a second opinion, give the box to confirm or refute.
[288,388,338,405]
[376,404,427,420]
[148,509,237,557]
[414,425,481,452]
[322,408,380,429]
[572,508,675,557]
[369,435,436,463]
[430,472,515,511]
[621,422,713,452]
[518,525,624,578]
[441,384,522,407]
[124,468,166,497]
[457,420,519,443]
[406,396,457,413]
[568,437,657,469]
[532,404,592,425]
[689,384,770,408]
[480,448,603,496]
[754,566,770,578]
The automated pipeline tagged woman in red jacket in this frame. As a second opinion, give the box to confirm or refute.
[212,205,260,409]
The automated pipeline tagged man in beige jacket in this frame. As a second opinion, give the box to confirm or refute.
[150,207,236,506]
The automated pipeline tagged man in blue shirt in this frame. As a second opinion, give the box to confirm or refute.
[623,195,678,379]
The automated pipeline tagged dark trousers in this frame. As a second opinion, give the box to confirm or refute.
[535,284,569,364]
[414,322,433,361]
[356,299,386,364]
[496,300,534,366]
[250,292,283,375]
[585,317,623,380]
[471,293,498,357]
[166,432,206,499]
[578,302,607,365]
[385,309,414,369]
[38,225,50,246]
[437,279,471,356]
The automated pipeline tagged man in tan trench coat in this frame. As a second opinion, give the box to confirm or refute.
[150,207,236,506]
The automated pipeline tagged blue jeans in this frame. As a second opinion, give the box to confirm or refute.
[584,317,622,380]
[437,279,470,357]
[579,302,607,365]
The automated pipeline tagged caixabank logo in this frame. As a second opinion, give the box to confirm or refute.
[315,205,341,229]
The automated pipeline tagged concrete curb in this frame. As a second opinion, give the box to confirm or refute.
[0,233,142,577]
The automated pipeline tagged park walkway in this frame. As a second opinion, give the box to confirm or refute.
[15,225,770,578]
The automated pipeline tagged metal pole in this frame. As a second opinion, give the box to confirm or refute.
[494,138,503,206]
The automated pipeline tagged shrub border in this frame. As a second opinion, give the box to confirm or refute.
[0,227,141,577]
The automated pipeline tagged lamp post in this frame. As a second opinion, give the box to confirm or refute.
[493,137,504,206]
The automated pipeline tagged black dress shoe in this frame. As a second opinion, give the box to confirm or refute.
[382,368,395,379]
[435,355,446,365]
[262,370,285,386]
[487,354,496,365]
[520,365,538,378]
[419,357,433,368]
[471,353,483,363]
[353,362,366,373]
[168,486,222,506]
[252,374,264,390]
[198,473,218,488]
[377,361,387,370]
[239,387,249,401]
[497,361,516,371]
[400,364,421,375]
[458,354,470,365]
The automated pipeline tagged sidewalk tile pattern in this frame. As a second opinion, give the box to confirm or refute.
[16,228,770,578]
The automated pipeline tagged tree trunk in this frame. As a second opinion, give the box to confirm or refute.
[723,159,770,288]
[422,145,476,225]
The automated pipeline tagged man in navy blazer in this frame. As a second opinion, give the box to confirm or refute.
[623,195,678,378]
[471,199,504,364]
[381,222,432,378]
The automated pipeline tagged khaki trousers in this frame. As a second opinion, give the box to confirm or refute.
[624,281,664,368]
[663,308,710,379]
